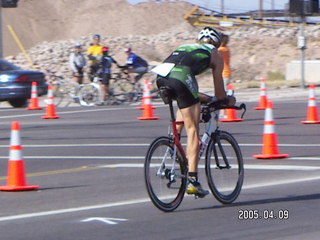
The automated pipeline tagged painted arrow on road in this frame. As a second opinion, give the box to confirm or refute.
[81,217,128,225]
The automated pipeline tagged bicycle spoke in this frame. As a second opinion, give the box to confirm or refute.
[144,137,187,212]
[206,131,244,204]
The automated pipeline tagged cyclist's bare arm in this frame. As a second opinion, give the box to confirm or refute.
[210,48,227,100]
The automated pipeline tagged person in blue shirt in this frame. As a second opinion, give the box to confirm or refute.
[97,46,119,103]
[124,47,148,84]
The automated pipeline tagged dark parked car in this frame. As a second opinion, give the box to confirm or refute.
[0,59,47,107]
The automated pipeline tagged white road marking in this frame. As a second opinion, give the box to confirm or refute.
[0,198,149,222]
[0,105,165,119]
[0,143,150,148]
[81,217,128,225]
[1,174,320,223]
[0,143,319,148]
[99,163,320,171]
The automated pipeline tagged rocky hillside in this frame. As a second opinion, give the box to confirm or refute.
[3,0,320,84]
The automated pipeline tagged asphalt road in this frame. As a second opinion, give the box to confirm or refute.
[0,96,319,240]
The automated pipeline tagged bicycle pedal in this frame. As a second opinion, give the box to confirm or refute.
[194,193,206,199]
[73,97,80,103]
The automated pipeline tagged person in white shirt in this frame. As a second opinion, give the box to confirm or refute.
[69,43,86,84]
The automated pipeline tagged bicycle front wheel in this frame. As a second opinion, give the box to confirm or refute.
[205,131,244,204]
[111,80,135,102]
[144,137,187,212]
[79,83,101,107]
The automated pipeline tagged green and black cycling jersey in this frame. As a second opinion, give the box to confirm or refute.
[156,43,214,109]
[163,43,214,76]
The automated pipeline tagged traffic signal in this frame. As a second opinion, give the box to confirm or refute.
[289,0,319,15]
[1,0,18,8]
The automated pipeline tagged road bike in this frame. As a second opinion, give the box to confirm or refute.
[49,73,125,107]
[144,87,246,212]
[110,66,160,104]
[48,74,82,107]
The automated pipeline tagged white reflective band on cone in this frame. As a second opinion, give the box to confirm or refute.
[9,149,23,161]
[10,130,21,146]
[264,124,275,134]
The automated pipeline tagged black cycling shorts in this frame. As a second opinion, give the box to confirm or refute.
[156,77,199,109]
[101,73,111,85]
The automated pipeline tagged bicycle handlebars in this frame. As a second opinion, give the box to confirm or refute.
[203,100,247,119]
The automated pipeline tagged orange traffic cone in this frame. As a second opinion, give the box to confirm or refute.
[301,84,320,124]
[0,121,39,191]
[26,82,42,110]
[42,85,60,119]
[137,79,155,110]
[137,90,159,120]
[220,84,243,122]
[253,78,268,110]
[253,101,289,159]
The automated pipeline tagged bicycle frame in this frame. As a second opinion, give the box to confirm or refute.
[165,100,235,178]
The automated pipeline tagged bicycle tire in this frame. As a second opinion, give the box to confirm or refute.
[51,82,65,107]
[52,79,80,107]
[205,130,244,204]
[111,80,135,102]
[144,137,187,212]
[79,83,101,107]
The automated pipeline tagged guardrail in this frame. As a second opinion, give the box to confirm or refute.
[184,6,320,28]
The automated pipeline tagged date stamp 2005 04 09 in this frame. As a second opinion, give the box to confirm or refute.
[238,209,289,220]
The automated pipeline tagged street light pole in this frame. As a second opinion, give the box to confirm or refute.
[259,0,263,18]
[0,0,20,58]
[298,16,306,88]
[0,6,3,58]
[221,0,224,14]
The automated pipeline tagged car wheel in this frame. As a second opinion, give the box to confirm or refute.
[8,99,28,108]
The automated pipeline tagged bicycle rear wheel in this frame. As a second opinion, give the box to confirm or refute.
[144,137,187,212]
[52,79,80,107]
[205,131,244,204]
[79,83,101,107]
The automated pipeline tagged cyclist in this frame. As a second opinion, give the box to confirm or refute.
[97,46,119,104]
[154,27,236,197]
[87,34,103,81]
[124,47,148,84]
[69,43,86,84]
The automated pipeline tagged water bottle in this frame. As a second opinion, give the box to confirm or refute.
[199,132,210,157]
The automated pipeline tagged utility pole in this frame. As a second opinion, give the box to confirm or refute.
[259,0,263,18]
[221,0,224,14]
[0,7,2,58]
[0,0,19,58]
[298,16,306,88]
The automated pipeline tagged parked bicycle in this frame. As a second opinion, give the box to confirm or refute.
[49,72,127,107]
[144,86,246,212]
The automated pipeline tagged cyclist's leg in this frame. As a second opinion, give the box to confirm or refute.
[157,75,208,196]
[89,64,99,82]
[179,103,200,173]
[77,68,84,85]
[133,66,148,82]
[100,73,110,102]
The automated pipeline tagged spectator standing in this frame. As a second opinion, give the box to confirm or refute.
[97,46,119,104]
[69,43,86,84]
[87,34,103,81]
[218,34,231,89]
[218,34,231,119]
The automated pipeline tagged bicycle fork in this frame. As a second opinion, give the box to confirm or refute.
[213,133,231,169]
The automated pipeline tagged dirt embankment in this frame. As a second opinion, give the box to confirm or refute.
[3,0,320,83]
